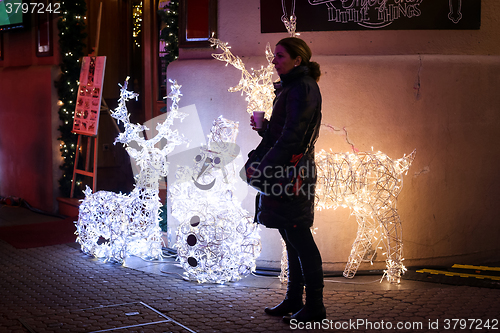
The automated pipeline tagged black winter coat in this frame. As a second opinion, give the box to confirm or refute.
[253,65,322,229]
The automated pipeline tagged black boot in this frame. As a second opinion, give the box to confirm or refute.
[265,235,304,317]
[283,253,325,323]
[283,286,325,323]
[264,283,304,316]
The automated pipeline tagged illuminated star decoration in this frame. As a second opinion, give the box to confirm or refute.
[314,149,416,283]
[170,116,262,283]
[75,78,187,263]
[209,38,275,120]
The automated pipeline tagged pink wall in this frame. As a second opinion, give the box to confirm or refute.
[166,0,500,270]
[0,19,61,212]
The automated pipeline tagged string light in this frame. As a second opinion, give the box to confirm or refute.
[279,238,288,283]
[210,38,275,119]
[162,78,261,283]
[315,149,416,283]
[163,78,182,110]
[132,2,143,47]
[282,15,298,37]
[281,0,299,37]
[278,150,415,284]
[75,78,187,263]
[171,116,262,284]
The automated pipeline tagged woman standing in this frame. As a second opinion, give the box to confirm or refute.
[248,37,325,323]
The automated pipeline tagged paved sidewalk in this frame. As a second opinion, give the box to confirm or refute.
[1,240,499,333]
[0,206,499,332]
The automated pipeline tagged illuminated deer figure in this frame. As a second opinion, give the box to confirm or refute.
[315,149,416,283]
[75,79,186,263]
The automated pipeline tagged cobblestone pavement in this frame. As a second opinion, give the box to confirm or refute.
[1,238,499,333]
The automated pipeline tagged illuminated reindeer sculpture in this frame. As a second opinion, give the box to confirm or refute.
[75,79,186,263]
[315,149,416,283]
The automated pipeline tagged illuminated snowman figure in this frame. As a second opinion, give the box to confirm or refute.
[170,116,261,283]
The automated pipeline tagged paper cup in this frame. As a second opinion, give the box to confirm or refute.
[253,111,265,130]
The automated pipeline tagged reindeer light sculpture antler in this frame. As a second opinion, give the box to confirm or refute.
[210,38,275,119]
[75,78,187,263]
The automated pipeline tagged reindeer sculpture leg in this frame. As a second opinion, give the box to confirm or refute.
[343,214,379,279]
[377,206,405,283]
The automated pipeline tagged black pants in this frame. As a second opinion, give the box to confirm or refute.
[279,227,324,290]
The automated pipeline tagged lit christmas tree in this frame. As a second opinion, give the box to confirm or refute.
[55,0,87,196]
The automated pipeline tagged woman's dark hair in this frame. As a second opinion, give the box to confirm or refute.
[276,37,321,82]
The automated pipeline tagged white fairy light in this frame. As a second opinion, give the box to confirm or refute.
[278,149,415,284]
[210,38,275,119]
[279,238,288,283]
[164,79,183,111]
[132,2,143,47]
[282,13,298,37]
[314,149,416,283]
[171,116,262,284]
[281,0,299,37]
[75,78,187,263]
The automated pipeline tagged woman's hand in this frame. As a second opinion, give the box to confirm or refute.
[250,115,257,130]
[250,115,268,131]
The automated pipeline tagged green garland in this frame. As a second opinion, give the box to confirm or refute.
[158,0,179,68]
[55,1,87,197]
[158,0,179,112]
[158,1,179,232]
[54,1,177,206]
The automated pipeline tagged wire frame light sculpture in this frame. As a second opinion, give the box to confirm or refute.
[170,116,262,283]
[315,149,416,283]
[279,239,288,283]
[75,78,187,263]
[210,38,275,119]
[281,0,299,37]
